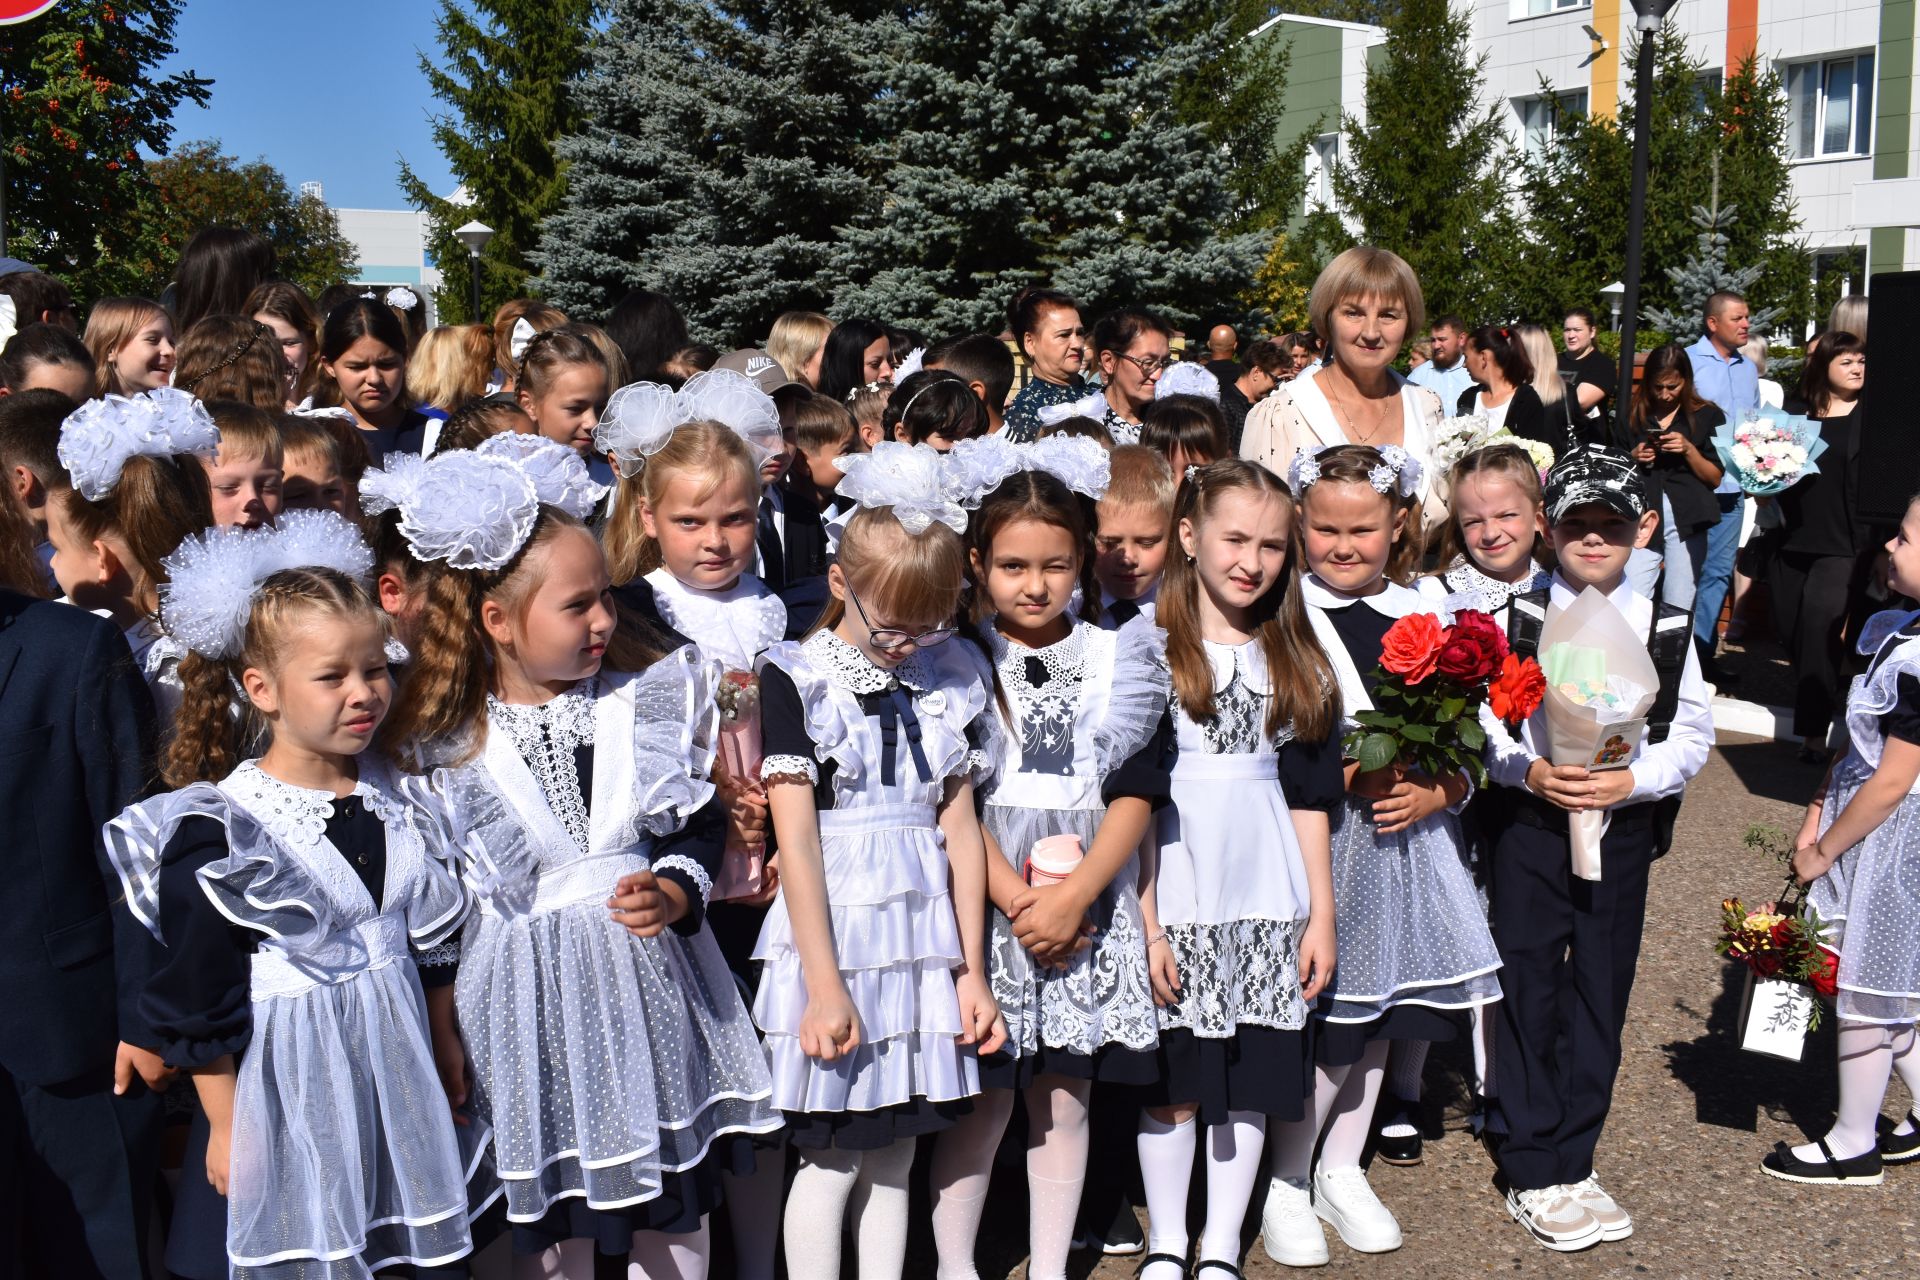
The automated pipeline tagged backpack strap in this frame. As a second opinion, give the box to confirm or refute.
[1507,588,1551,662]
[1645,601,1694,744]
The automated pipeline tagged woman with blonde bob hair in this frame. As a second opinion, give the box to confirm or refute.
[1238,246,1448,531]
[767,311,834,388]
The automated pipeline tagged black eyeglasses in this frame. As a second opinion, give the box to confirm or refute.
[1115,352,1173,377]
[845,579,955,652]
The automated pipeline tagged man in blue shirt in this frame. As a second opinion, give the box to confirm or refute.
[1407,314,1474,410]
[1684,291,1757,688]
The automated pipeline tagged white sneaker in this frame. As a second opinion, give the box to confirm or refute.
[1311,1166,1402,1253]
[1505,1185,1603,1253]
[1563,1176,1633,1240]
[1260,1175,1329,1267]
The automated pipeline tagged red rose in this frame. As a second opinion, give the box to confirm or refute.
[1809,947,1839,998]
[1750,950,1784,979]
[1435,610,1510,683]
[1489,654,1548,726]
[1379,613,1446,685]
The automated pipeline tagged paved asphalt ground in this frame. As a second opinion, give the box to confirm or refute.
[917,732,1920,1279]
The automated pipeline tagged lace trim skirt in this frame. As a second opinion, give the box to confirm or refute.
[1810,769,1920,1024]
[1319,797,1503,1024]
[983,804,1160,1067]
[456,900,780,1224]
[753,804,980,1127]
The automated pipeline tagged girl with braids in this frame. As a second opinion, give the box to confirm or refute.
[928,436,1171,1280]
[367,437,781,1279]
[104,510,482,1280]
[1132,459,1340,1280]
[44,388,217,720]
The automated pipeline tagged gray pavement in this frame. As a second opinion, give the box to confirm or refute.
[941,733,1920,1279]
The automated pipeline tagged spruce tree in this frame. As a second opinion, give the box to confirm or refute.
[397,0,595,322]
[1298,0,1520,324]
[533,0,878,343]
[1641,162,1784,344]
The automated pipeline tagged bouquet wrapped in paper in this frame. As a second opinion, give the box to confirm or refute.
[1535,586,1658,881]
[713,669,768,900]
[1711,407,1827,496]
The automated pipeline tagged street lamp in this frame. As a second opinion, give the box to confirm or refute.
[1613,0,1678,451]
[1598,280,1625,332]
[454,221,494,323]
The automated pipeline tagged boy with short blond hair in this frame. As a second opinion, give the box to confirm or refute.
[274,416,350,515]
[200,400,284,530]
[1093,445,1175,628]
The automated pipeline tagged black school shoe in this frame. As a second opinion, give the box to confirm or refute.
[1878,1113,1920,1165]
[1375,1102,1423,1166]
[1760,1138,1884,1186]
[1074,1199,1146,1256]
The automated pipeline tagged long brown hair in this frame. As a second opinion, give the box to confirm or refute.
[965,469,1103,715]
[175,315,288,410]
[1630,343,1710,429]
[51,454,214,615]
[165,567,379,787]
[1159,459,1337,742]
[1293,444,1423,585]
[378,508,670,765]
[244,281,321,402]
[1429,443,1552,574]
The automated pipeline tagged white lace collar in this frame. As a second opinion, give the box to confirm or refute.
[487,678,598,754]
[221,758,399,850]
[1202,637,1273,695]
[1440,559,1551,613]
[803,629,938,695]
[989,618,1087,689]
[644,567,785,670]
[1300,572,1428,619]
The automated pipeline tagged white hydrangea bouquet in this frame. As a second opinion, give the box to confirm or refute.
[1431,413,1556,481]
[1712,407,1827,496]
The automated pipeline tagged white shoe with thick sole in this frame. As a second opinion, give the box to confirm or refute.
[1260,1175,1329,1267]
[1312,1166,1402,1253]
[1563,1175,1633,1241]
[1505,1185,1603,1253]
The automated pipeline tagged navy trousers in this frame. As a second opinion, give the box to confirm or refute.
[1488,800,1656,1192]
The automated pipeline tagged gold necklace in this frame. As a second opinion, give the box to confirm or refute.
[1326,370,1395,444]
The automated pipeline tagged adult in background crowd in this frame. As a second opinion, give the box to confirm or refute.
[1686,290,1757,686]
[1083,307,1174,445]
[1003,287,1089,441]
[1406,313,1472,410]
[1628,343,1725,612]
[1828,294,1869,345]
[1204,323,1241,383]
[816,316,895,406]
[169,227,275,337]
[1516,322,1583,453]
[1457,324,1554,449]
[767,310,834,389]
[604,288,690,386]
[1240,245,1447,530]
[1557,307,1616,437]
[1217,338,1288,454]
[1770,330,1869,759]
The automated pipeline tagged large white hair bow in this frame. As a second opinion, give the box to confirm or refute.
[835,441,968,535]
[475,433,609,519]
[159,510,375,659]
[57,388,221,501]
[943,433,1111,507]
[1154,360,1222,403]
[509,316,538,363]
[361,449,540,571]
[594,369,780,477]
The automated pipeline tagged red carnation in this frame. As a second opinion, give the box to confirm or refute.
[1810,948,1840,998]
[1379,613,1446,685]
[1489,654,1548,726]
[1435,610,1510,683]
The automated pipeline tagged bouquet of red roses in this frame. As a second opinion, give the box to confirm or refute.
[1716,828,1838,1048]
[1346,609,1548,785]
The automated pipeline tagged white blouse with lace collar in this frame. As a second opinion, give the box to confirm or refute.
[645,568,786,671]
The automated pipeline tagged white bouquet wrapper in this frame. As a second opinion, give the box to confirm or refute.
[1738,973,1813,1061]
[1537,587,1658,881]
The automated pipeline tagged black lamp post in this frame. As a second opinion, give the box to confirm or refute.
[454,220,494,323]
[1612,0,1678,451]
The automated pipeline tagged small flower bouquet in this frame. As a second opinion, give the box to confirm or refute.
[1431,413,1555,482]
[1711,407,1828,496]
[1346,609,1548,785]
[713,670,768,900]
[1717,827,1838,1059]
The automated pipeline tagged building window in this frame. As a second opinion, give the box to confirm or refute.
[1512,0,1586,16]
[1307,134,1339,212]
[1516,91,1587,156]
[1786,53,1874,158]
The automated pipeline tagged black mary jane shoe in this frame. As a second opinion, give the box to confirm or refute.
[1760,1137,1884,1186]
[1135,1252,1188,1278]
[1193,1261,1243,1279]
[1878,1112,1920,1165]
[1375,1103,1423,1167]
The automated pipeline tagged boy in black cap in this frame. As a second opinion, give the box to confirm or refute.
[1481,446,1713,1252]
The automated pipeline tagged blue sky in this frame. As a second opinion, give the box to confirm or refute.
[155,0,458,209]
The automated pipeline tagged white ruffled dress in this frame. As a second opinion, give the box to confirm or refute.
[980,617,1169,1085]
[437,650,781,1232]
[1304,576,1503,1052]
[1811,608,1920,1025]
[104,758,481,1280]
[752,630,993,1148]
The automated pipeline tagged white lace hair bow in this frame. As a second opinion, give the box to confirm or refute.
[1287,444,1423,501]
[361,448,540,571]
[1024,434,1111,500]
[509,316,538,362]
[835,441,969,535]
[594,370,780,477]
[385,285,419,312]
[57,388,221,501]
[159,510,375,659]
[475,432,609,519]
[1035,390,1108,428]
[942,434,1028,507]
[1155,360,1222,403]
[892,346,926,384]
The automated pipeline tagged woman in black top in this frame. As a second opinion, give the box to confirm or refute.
[1627,343,1725,597]
[1769,330,1869,753]
[1456,324,1555,449]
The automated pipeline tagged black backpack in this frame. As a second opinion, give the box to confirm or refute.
[1506,586,1694,856]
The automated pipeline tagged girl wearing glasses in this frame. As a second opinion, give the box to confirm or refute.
[752,443,1005,1280]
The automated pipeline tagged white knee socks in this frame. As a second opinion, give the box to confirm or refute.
[1025,1080,1092,1280]
[628,1222,709,1280]
[1137,1112,1197,1280]
[1319,1042,1388,1171]
[1472,1004,1498,1098]
[1197,1113,1267,1266]
[928,1090,1015,1280]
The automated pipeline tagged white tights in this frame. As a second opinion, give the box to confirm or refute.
[509,1223,709,1280]
[1269,1040,1389,1179]
[1795,1021,1920,1161]
[782,1138,916,1280]
[928,1077,1091,1280]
